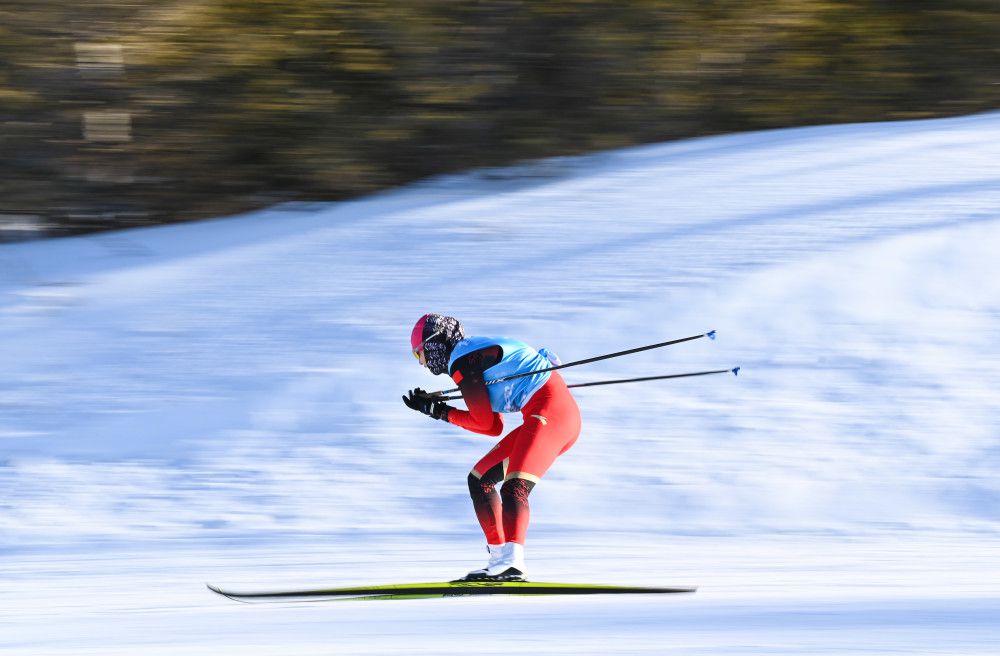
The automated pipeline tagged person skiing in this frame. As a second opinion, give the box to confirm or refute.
[403,314,581,581]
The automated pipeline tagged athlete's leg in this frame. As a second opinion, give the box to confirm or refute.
[467,463,505,545]
[501,384,582,544]
[500,418,575,544]
[500,476,535,544]
[470,429,517,480]
[505,415,578,482]
[467,430,519,544]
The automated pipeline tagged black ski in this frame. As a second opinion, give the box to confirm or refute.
[207,580,697,602]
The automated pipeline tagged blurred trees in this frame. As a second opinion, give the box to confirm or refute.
[2,0,999,239]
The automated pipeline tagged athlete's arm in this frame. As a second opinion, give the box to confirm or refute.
[446,347,504,437]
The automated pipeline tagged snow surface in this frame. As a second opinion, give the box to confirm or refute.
[2,112,999,654]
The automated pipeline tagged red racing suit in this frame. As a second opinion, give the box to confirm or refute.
[446,343,581,544]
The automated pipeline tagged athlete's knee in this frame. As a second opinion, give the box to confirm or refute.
[500,477,536,505]
[467,472,491,500]
[468,463,504,499]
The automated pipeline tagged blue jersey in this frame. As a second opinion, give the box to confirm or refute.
[448,336,553,413]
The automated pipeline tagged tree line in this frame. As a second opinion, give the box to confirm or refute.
[2,0,998,239]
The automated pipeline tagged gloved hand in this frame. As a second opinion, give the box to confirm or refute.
[402,388,452,421]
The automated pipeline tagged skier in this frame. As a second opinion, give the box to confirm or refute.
[403,314,581,581]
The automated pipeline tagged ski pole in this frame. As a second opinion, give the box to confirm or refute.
[567,367,740,389]
[431,330,717,397]
[431,367,739,402]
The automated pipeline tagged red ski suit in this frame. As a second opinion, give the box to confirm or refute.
[447,346,581,544]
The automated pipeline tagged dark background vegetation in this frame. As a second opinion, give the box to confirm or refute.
[2,0,999,240]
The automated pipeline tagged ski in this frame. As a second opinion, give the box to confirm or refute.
[207,580,697,602]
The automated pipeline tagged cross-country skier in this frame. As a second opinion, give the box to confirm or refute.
[403,314,581,581]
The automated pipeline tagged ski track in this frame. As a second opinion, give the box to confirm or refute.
[1,112,999,654]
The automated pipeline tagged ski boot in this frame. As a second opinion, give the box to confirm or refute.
[455,543,527,582]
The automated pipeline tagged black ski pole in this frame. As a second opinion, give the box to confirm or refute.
[567,367,740,389]
[431,330,716,397]
[431,367,739,402]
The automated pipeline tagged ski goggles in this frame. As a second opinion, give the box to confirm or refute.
[412,328,444,363]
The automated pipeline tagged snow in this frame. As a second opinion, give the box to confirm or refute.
[2,112,999,654]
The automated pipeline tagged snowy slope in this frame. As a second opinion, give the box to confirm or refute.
[1,112,999,655]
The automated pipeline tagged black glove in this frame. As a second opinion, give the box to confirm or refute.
[402,388,452,421]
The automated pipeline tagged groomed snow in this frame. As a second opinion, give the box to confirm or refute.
[1,112,999,654]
